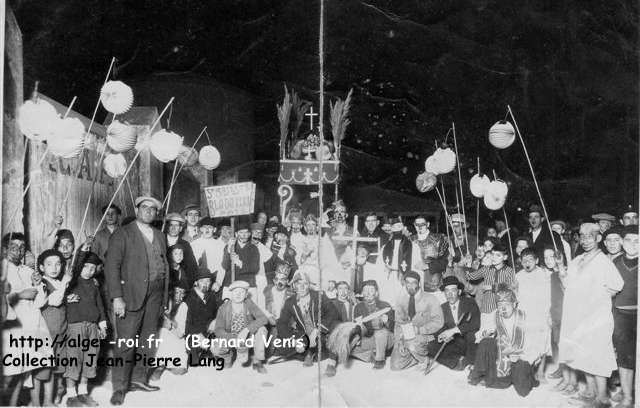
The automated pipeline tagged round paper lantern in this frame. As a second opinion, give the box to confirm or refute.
[199,145,221,170]
[177,145,198,167]
[489,121,516,149]
[469,174,491,198]
[48,117,85,158]
[149,130,183,163]
[433,147,456,174]
[424,155,439,174]
[106,120,137,153]
[103,153,127,178]
[486,179,509,199]
[18,99,60,141]
[484,192,506,210]
[100,81,134,114]
[415,172,437,193]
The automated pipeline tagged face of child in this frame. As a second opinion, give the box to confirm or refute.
[195,277,211,293]
[520,254,537,272]
[257,213,268,225]
[230,288,247,303]
[543,249,557,269]
[251,229,263,241]
[487,228,497,238]
[622,233,639,257]
[200,225,214,239]
[337,284,349,301]
[604,233,622,255]
[362,285,377,303]
[551,224,564,236]
[171,248,184,265]
[381,223,392,235]
[491,250,507,267]
[58,238,75,260]
[174,287,186,304]
[356,247,369,265]
[483,240,495,252]
[220,226,232,241]
[497,300,515,318]
[39,255,62,279]
[515,240,528,256]
[81,263,98,280]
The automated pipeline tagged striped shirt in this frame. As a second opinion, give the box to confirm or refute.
[467,265,516,313]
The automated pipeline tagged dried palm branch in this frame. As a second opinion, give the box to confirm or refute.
[329,88,353,159]
[277,84,293,159]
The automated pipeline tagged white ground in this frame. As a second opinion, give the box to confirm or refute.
[88,359,574,407]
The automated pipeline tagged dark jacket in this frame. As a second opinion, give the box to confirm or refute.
[168,237,198,287]
[264,244,298,281]
[277,290,341,340]
[353,299,394,337]
[528,227,562,260]
[105,222,169,311]
[221,241,260,287]
[330,298,356,322]
[437,296,480,337]
[184,289,218,335]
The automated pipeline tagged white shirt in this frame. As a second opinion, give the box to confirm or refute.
[531,227,542,243]
[191,238,226,285]
[136,221,154,243]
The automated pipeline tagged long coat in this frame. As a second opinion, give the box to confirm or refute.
[105,222,169,311]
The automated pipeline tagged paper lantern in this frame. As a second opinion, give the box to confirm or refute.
[18,99,60,141]
[177,145,198,167]
[433,147,456,174]
[469,174,491,198]
[486,179,509,199]
[47,117,85,158]
[484,192,506,210]
[489,121,516,149]
[103,153,127,178]
[106,120,137,153]
[149,130,183,163]
[424,155,439,174]
[100,81,134,114]
[415,172,437,193]
[199,145,221,170]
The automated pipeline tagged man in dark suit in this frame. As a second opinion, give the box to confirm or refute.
[330,281,356,322]
[527,204,562,260]
[105,196,169,405]
[427,276,480,370]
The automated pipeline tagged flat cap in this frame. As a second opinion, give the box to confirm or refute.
[229,280,250,291]
[135,196,162,210]
[592,213,616,223]
[165,212,185,224]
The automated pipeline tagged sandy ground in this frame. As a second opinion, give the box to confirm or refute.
[87,359,574,407]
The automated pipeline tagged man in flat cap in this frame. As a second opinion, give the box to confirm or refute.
[164,212,198,287]
[526,204,562,260]
[105,196,169,405]
[181,204,202,243]
[390,270,444,370]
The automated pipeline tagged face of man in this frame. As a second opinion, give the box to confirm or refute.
[497,299,515,318]
[5,239,26,265]
[251,229,263,242]
[598,220,613,233]
[167,221,183,238]
[404,278,420,296]
[105,208,120,226]
[365,216,379,233]
[173,287,186,304]
[414,217,429,236]
[521,254,537,272]
[622,213,639,226]
[230,287,247,303]
[200,225,215,239]
[444,285,461,305]
[39,255,62,279]
[528,212,543,230]
[487,228,497,238]
[381,223,392,235]
[273,273,288,290]
[57,238,75,260]
[257,212,268,225]
[195,277,212,293]
[237,229,251,244]
[294,279,310,298]
[290,217,302,233]
[186,210,200,227]
[136,201,158,225]
[622,233,639,257]
[362,285,378,303]
[337,283,350,301]
[604,233,623,255]
[579,229,600,252]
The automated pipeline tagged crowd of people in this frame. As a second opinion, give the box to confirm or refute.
[1,196,637,408]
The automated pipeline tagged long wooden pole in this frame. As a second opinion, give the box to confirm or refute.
[317,0,325,401]
[452,123,470,255]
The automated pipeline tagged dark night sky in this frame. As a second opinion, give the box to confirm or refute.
[11,0,639,224]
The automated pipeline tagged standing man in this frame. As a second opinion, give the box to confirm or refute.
[222,223,260,301]
[592,212,617,234]
[411,215,449,292]
[181,204,201,242]
[361,212,387,263]
[164,212,198,287]
[93,204,121,262]
[105,196,169,405]
[526,204,562,260]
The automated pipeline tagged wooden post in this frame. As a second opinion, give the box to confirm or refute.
[230,216,236,282]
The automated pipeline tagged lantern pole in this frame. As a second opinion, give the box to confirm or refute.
[493,169,515,269]
[452,122,470,255]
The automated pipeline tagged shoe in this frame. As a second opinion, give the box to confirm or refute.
[373,360,386,370]
[610,390,624,403]
[54,388,66,405]
[303,352,315,367]
[129,381,161,392]
[552,380,568,391]
[568,392,595,405]
[253,362,267,374]
[242,359,252,368]
[547,366,563,379]
[110,390,126,406]
[77,394,99,407]
[324,365,337,377]
[66,396,84,407]
[467,376,482,386]
[453,357,466,371]
[150,368,164,382]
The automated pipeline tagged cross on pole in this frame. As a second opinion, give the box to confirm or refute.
[305,106,318,130]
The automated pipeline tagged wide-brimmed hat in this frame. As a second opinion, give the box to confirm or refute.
[194,267,213,281]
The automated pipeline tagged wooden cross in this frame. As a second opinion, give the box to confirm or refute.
[305,106,318,130]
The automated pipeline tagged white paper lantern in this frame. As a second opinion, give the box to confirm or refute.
[199,145,221,170]
[106,120,137,153]
[489,121,516,149]
[100,81,134,114]
[48,117,86,158]
[149,130,183,163]
[424,155,440,174]
[469,174,491,198]
[103,153,127,178]
[415,172,437,193]
[177,145,198,167]
[18,99,60,141]
[484,192,506,210]
[487,179,509,199]
[433,147,456,174]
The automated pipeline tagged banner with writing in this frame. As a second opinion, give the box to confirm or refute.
[204,182,256,217]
